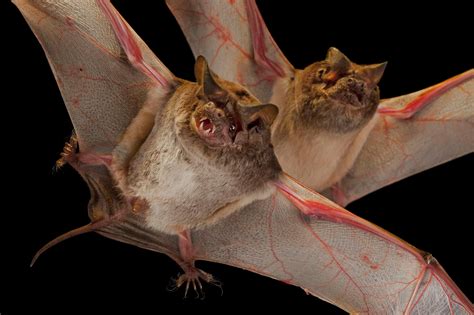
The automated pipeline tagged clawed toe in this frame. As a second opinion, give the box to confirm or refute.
[169,267,221,298]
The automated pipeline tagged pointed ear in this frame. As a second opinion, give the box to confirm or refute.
[237,103,279,127]
[194,56,228,101]
[326,47,351,73]
[357,62,387,85]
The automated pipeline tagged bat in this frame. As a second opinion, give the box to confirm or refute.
[167,0,474,206]
[12,0,470,310]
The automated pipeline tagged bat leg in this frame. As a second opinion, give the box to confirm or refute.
[378,69,473,119]
[172,230,220,297]
[56,133,112,170]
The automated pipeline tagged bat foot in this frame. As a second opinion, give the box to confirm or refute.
[55,132,79,170]
[171,230,222,298]
[55,132,112,170]
[170,266,221,299]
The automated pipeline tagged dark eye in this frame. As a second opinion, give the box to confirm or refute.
[229,124,236,133]
[317,66,330,80]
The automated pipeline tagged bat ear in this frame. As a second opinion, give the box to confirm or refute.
[195,55,228,102]
[326,47,352,73]
[237,103,279,127]
[357,62,387,85]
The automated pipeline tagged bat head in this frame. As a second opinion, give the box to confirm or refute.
[173,55,281,194]
[295,47,386,133]
[189,56,279,149]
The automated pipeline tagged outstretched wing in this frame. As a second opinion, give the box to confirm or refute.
[168,0,473,207]
[14,0,175,152]
[193,174,473,314]
[16,0,182,265]
[332,70,474,205]
[166,0,293,103]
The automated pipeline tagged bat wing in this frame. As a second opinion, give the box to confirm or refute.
[193,174,473,313]
[16,0,182,264]
[14,0,175,152]
[166,0,293,103]
[332,70,474,205]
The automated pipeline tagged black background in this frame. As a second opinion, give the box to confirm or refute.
[2,1,473,314]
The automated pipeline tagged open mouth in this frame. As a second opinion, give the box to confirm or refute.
[198,117,215,135]
[195,111,262,144]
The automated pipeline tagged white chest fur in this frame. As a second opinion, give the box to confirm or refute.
[274,115,378,191]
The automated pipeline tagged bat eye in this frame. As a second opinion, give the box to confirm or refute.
[229,124,236,133]
[317,67,330,80]
[317,69,325,79]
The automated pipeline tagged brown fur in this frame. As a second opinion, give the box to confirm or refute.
[270,48,385,191]
[293,58,381,134]
[111,58,280,234]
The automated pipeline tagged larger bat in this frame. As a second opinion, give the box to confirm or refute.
[167,0,474,206]
[14,0,472,313]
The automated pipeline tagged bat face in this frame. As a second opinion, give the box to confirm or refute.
[176,57,280,172]
[189,72,276,150]
[125,57,281,234]
[294,47,386,133]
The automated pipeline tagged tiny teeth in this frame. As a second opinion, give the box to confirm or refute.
[199,118,215,134]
